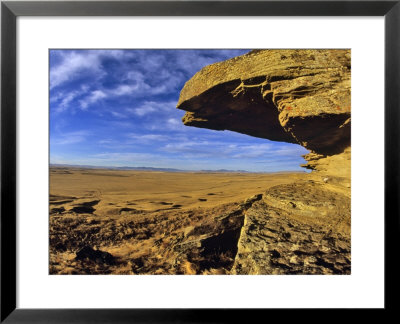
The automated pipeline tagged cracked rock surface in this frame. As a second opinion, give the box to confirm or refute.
[177,49,351,274]
[232,180,350,275]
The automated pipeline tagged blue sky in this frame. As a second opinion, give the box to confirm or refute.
[50,49,308,172]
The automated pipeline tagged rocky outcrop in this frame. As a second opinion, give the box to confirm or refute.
[177,49,351,175]
[177,49,351,274]
[232,181,350,275]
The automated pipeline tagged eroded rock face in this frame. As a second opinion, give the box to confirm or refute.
[233,181,351,275]
[177,49,351,171]
[177,49,351,274]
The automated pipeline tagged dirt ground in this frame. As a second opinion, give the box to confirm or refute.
[49,168,306,274]
[49,167,350,275]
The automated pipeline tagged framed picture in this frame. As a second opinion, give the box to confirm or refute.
[1,0,398,321]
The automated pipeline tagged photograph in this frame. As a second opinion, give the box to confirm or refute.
[49,49,351,275]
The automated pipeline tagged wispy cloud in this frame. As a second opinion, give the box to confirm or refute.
[86,152,185,168]
[128,100,176,117]
[50,50,131,89]
[127,133,170,142]
[166,117,186,130]
[50,50,249,112]
[93,152,158,160]
[162,139,306,162]
[110,111,127,118]
[50,52,102,89]
[50,49,309,172]
[51,130,90,145]
[79,90,107,109]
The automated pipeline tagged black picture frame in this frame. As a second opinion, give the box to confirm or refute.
[1,0,398,322]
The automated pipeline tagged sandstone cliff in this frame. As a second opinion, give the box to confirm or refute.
[177,49,351,274]
[177,49,351,178]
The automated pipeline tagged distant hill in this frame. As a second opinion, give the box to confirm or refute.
[50,164,185,172]
[200,169,249,173]
[50,164,252,173]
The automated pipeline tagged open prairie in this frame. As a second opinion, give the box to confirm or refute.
[49,167,308,274]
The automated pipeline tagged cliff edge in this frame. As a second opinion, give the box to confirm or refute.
[177,50,351,274]
[177,49,351,179]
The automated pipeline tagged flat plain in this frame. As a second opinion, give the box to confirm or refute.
[49,167,308,274]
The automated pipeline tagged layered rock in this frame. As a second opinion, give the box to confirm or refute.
[177,49,351,175]
[177,49,351,274]
[232,181,351,275]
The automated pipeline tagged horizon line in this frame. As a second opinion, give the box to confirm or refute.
[49,163,307,174]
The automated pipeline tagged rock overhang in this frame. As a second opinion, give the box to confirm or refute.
[177,49,351,160]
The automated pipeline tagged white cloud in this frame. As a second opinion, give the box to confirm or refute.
[133,105,156,116]
[50,52,102,89]
[79,90,107,109]
[50,91,65,103]
[162,140,223,158]
[89,152,175,166]
[98,139,113,144]
[129,100,177,117]
[50,50,132,89]
[127,133,169,142]
[111,84,142,96]
[166,118,185,130]
[93,152,157,160]
[51,130,90,145]
[161,140,307,161]
[124,71,146,83]
[55,91,81,113]
[108,121,134,129]
[53,137,85,145]
[50,50,250,112]
[231,144,273,158]
[110,111,127,118]
[273,146,309,156]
